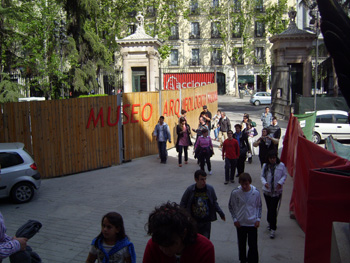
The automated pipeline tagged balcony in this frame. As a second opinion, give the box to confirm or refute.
[211,58,222,66]
[168,60,179,66]
[189,33,200,39]
[189,59,201,66]
[169,34,179,40]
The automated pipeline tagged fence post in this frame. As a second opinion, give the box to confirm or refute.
[117,94,124,163]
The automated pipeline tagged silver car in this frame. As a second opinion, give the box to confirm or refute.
[313,110,350,144]
[0,142,41,203]
[250,92,271,106]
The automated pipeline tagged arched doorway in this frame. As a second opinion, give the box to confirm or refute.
[217,72,226,94]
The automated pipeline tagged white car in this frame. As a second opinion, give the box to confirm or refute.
[250,92,271,106]
[312,110,350,144]
[0,142,41,203]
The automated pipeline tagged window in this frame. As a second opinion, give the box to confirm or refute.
[233,0,241,12]
[0,152,24,169]
[128,24,136,35]
[255,21,265,37]
[169,2,177,15]
[255,47,265,64]
[190,22,200,39]
[211,22,221,38]
[190,0,199,15]
[212,48,222,65]
[334,114,349,124]
[169,23,179,40]
[236,48,244,64]
[190,49,200,65]
[170,49,179,66]
[210,0,220,14]
[146,24,155,37]
[256,0,264,12]
[147,6,156,17]
[232,22,242,38]
[316,114,333,123]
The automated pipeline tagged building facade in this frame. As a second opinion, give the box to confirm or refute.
[116,0,297,95]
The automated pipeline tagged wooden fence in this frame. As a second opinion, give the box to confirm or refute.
[123,83,218,160]
[0,96,122,178]
[0,84,217,178]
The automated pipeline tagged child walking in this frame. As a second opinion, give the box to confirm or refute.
[86,212,136,263]
[228,173,262,263]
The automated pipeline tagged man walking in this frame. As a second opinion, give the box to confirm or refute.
[218,112,231,148]
[267,117,281,151]
[222,130,240,184]
[229,173,262,263]
[153,116,171,164]
[261,107,272,128]
[180,170,226,239]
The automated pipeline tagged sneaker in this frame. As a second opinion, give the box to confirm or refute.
[267,225,271,231]
[230,180,235,183]
[185,161,188,164]
[270,230,275,239]
[209,171,212,175]
[224,181,229,185]
[179,164,182,167]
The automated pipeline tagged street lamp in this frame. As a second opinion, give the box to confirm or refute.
[308,2,319,111]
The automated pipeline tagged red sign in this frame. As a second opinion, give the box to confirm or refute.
[163,72,215,90]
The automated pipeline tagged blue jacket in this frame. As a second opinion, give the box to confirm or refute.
[180,184,225,222]
[153,122,171,142]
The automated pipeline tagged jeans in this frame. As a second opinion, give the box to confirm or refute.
[214,127,220,140]
[199,151,211,172]
[263,194,281,231]
[178,145,188,164]
[225,158,237,182]
[236,226,259,263]
[197,221,212,239]
[158,141,167,163]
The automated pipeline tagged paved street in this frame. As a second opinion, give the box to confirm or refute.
[1,95,305,263]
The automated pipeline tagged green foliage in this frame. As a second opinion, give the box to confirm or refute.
[0,73,24,103]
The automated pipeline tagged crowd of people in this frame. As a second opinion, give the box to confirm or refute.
[0,106,286,263]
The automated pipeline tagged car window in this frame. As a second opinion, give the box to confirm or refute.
[0,152,24,168]
[334,114,349,124]
[316,114,333,123]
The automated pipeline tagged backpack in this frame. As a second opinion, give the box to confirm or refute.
[251,121,257,127]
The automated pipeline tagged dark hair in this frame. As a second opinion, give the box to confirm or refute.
[181,109,187,115]
[94,212,127,248]
[194,169,207,180]
[243,113,249,119]
[202,128,208,133]
[266,150,280,164]
[272,116,277,121]
[265,106,270,110]
[262,128,270,134]
[239,173,252,184]
[146,202,197,247]
[262,150,281,177]
[179,117,186,123]
[160,116,165,120]
[227,129,233,134]
[234,124,242,129]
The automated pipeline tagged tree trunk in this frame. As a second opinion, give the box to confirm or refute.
[234,64,239,97]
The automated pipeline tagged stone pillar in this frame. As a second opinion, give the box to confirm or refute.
[121,52,132,93]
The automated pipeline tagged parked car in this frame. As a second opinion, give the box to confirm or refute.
[250,92,271,106]
[0,142,41,203]
[312,110,350,144]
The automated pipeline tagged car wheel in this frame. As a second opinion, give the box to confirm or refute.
[312,132,321,144]
[254,100,261,106]
[10,182,34,203]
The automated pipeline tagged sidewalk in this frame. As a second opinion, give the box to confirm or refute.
[0,95,304,263]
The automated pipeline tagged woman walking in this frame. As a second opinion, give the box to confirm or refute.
[260,150,287,239]
[194,128,213,174]
[233,124,251,176]
[176,117,192,167]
